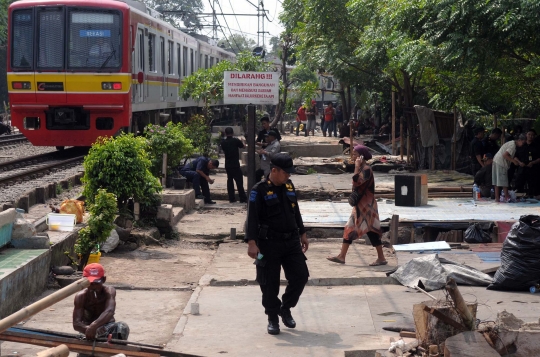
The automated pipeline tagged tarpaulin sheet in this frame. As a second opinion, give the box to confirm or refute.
[415,105,439,148]
[390,253,493,291]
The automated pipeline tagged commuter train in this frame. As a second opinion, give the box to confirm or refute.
[7,0,235,148]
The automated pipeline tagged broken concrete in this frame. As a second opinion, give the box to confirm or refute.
[444,331,499,357]
[494,310,540,356]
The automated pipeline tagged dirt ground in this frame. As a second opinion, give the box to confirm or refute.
[0,289,191,356]
[100,240,217,289]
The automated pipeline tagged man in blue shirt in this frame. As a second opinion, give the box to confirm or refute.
[180,157,219,204]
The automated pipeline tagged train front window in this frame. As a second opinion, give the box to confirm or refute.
[68,10,121,70]
[11,9,34,69]
[37,8,64,69]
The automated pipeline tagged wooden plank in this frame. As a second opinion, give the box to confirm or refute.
[422,305,466,331]
[399,331,417,338]
[390,215,399,246]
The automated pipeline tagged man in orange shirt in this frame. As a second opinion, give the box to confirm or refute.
[322,102,335,137]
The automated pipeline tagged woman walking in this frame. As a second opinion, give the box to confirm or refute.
[327,145,387,266]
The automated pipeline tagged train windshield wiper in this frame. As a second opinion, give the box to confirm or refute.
[99,49,116,69]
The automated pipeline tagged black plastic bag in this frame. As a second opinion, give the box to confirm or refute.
[464,223,491,243]
[488,215,540,291]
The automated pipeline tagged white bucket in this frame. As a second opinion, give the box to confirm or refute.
[46,213,76,231]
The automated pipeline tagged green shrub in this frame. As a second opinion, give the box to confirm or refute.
[75,189,117,268]
[182,114,212,157]
[145,122,194,177]
[81,134,162,210]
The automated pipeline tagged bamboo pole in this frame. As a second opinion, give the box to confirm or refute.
[0,278,90,334]
[350,117,354,160]
[452,107,457,170]
[445,278,475,330]
[391,91,396,155]
[36,344,69,357]
[400,116,404,161]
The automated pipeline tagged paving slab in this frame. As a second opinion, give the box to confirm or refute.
[0,289,191,355]
[175,205,247,237]
[167,285,388,357]
[202,241,397,286]
[166,284,540,357]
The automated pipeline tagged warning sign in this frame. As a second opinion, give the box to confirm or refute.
[223,71,279,105]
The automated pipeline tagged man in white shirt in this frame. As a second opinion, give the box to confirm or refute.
[492,134,526,202]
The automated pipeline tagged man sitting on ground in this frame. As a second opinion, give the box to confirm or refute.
[474,153,494,198]
[73,263,130,341]
[180,156,219,204]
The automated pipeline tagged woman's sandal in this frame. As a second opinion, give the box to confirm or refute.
[326,256,345,264]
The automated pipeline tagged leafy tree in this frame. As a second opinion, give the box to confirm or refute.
[182,114,212,156]
[268,36,281,57]
[143,0,203,32]
[218,34,257,54]
[82,134,162,211]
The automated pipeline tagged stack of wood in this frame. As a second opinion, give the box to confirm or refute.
[377,279,499,356]
[435,230,463,243]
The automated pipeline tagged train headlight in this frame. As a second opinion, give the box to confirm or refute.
[12,82,31,90]
[101,82,122,90]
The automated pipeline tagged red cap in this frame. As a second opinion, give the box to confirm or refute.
[83,263,105,283]
[311,100,316,104]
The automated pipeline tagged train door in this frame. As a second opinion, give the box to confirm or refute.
[167,40,174,100]
[135,28,145,103]
[160,36,165,100]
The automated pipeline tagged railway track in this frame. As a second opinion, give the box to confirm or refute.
[0,133,28,146]
[0,147,88,186]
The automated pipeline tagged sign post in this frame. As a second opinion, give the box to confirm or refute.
[247,105,256,192]
[223,71,279,192]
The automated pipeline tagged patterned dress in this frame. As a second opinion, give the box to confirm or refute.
[343,163,382,241]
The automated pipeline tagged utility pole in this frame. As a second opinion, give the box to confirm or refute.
[210,0,217,40]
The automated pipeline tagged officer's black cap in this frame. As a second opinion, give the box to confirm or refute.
[271,153,296,174]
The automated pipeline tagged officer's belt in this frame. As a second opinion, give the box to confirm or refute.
[266,229,299,240]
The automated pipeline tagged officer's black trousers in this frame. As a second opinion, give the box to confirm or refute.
[256,238,309,317]
[226,167,247,202]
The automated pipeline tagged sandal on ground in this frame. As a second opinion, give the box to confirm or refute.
[369,260,388,266]
[326,256,345,264]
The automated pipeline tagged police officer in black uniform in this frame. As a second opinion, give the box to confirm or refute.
[245,153,309,335]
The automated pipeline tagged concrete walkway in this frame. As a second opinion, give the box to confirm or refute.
[202,241,397,286]
[166,284,540,356]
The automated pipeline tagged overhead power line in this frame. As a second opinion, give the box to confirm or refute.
[215,0,244,52]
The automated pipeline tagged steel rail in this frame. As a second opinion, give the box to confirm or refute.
[0,156,85,186]
[0,148,84,171]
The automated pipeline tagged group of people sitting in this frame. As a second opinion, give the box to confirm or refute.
[471,126,540,201]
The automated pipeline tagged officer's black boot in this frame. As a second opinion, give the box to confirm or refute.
[279,307,296,329]
[267,315,280,335]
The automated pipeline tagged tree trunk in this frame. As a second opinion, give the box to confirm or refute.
[401,70,414,109]
[271,43,289,129]
[347,84,352,121]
